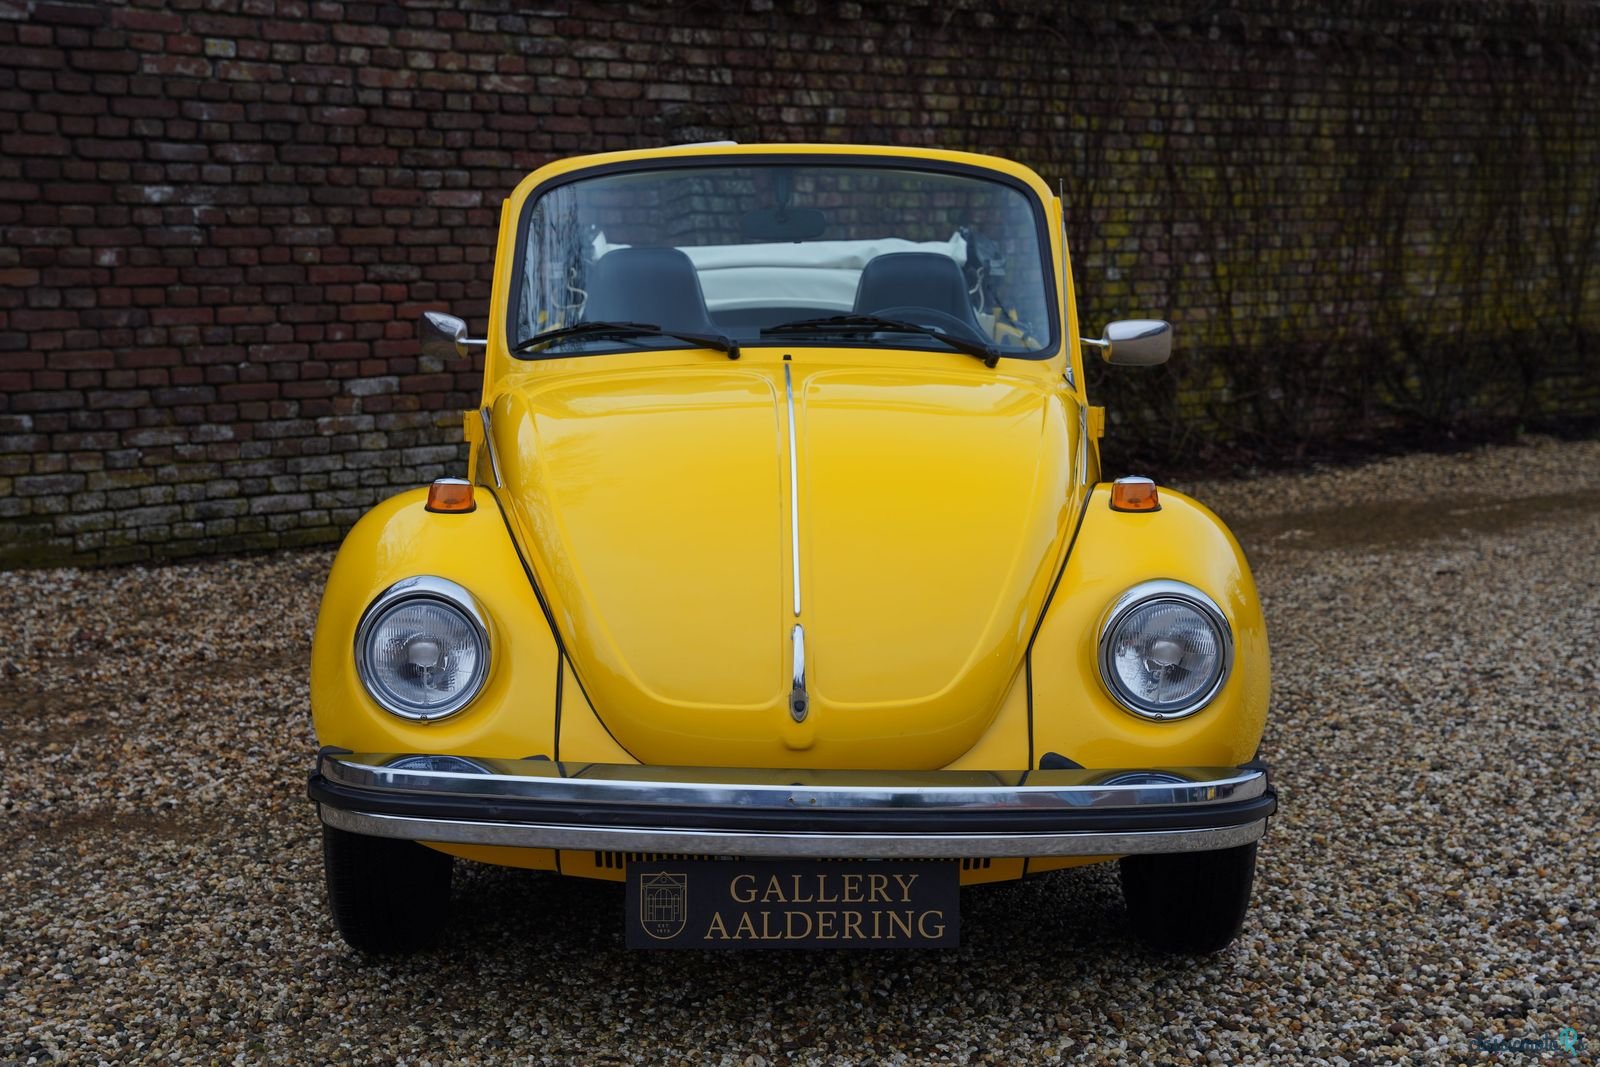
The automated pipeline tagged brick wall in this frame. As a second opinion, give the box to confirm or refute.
[3,0,1598,566]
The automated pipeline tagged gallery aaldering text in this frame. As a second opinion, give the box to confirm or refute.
[709,871,944,942]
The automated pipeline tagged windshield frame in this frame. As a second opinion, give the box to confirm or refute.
[505,152,1061,362]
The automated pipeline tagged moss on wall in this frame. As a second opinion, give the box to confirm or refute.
[1,0,1597,563]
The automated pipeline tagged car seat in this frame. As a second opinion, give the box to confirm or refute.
[852,252,982,332]
[583,247,718,336]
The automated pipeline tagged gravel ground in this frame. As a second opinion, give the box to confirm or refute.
[2,437,1597,1065]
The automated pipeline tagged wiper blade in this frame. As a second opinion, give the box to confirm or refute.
[760,314,998,368]
[511,320,738,360]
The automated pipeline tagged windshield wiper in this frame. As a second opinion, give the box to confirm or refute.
[760,314,999,368]
[511,320,738,360]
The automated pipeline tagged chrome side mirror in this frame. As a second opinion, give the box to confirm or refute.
[1082,319,1171,366]
[419,310,487,359]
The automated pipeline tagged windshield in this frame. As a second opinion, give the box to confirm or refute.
[512,161,1057,359]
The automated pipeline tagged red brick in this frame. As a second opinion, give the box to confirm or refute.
[141,54,213,77]
[111,8,184,33]
[0,45,66,69]
[219,382,281,402]
[12,309,80,330]
[2,133,71,156]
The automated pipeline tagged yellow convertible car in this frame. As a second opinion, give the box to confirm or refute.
[308,144,1275,954]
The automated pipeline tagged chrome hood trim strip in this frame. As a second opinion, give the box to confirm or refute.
[784,362,801,616]
[789,623,808,722]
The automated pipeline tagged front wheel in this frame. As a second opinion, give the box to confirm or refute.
[322,824,453,953]
[1119,842,1258,954]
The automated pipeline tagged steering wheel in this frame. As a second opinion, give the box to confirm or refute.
[869,305,993,348]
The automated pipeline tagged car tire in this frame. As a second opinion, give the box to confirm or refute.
[322,824,453,953]
[1119,842,1257,954]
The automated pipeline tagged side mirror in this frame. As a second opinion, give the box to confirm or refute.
[1082,319,1171,366]
[420,310,487,360]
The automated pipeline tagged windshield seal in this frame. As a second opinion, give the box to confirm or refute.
[505,153,1060,361]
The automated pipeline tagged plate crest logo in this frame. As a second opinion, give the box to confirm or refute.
[638,871,688,940]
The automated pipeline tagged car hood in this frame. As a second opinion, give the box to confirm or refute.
[490,362,1080,768]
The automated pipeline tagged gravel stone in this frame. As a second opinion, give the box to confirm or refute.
[2,437,1597,1064]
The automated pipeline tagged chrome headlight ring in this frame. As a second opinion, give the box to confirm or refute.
[354,576,492,722]
[1097,579,1233,721]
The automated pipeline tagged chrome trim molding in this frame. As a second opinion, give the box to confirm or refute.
[321,807,1267,858]
[789,624,808,722]
[312,756,1274,857]
[319,754,1267,810]
[1096,578,1235,721]
[1056,190,1074,389]
[353,576,492,722]
[784,363,802,616]
[1078,403,1088,487]
[478,406,504,489]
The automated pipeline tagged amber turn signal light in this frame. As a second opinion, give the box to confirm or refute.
[1110,476,1160,512]
[426,478,476,514]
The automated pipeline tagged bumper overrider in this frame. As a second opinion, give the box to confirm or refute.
[309,751,1276,859]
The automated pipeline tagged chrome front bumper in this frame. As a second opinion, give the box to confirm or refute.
[309,752,1276,859]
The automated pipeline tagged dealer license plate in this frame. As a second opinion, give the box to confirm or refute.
[625,859,959,949]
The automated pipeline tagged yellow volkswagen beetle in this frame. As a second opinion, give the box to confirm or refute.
[308,144,1275,954]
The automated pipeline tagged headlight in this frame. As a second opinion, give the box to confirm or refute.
[1097,579,1232,720]
[355,576,491,721]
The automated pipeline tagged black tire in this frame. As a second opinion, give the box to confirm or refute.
[322,824,453,954]
[1119,842,1258,954]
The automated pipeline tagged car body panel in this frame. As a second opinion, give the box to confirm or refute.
[308,144,1273,909]
[1029,486,1270,768]
[482,360,1082,769]
[309,490,561,759]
